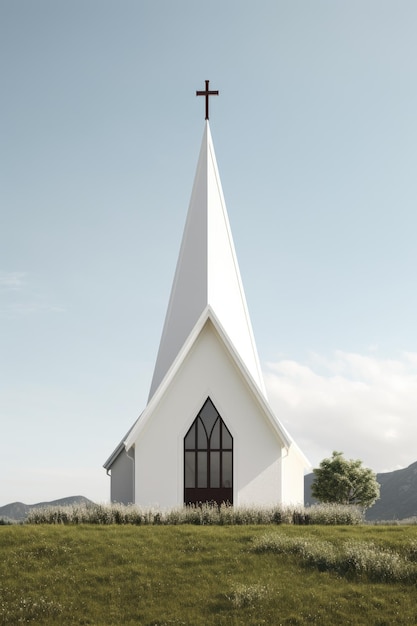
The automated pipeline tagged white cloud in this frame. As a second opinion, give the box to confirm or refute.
[0,271,26,290]
[0,271,65,316]
[264,351,417,474]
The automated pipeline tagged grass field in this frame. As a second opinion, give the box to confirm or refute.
[1,524,417,625]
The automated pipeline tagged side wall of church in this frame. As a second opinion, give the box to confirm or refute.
[280,444,306,506]
[110,448,135,505]
[131,320,292,508]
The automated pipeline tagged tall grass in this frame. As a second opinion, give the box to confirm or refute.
[252,531,417,583]
[26,501,363,525]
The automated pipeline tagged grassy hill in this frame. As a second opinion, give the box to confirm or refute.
[1,524,417,624]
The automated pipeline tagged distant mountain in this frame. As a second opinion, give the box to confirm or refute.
[305,461,417,521]
[0,495,94,522]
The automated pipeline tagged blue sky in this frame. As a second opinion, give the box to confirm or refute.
[1,1,417,505]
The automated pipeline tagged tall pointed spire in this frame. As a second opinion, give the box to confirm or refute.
[148,122,266,400]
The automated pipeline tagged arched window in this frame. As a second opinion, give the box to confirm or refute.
[184,397,233,505]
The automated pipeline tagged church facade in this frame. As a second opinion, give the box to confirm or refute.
[104,109,308,508]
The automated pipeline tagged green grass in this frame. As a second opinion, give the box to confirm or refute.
[1,525,417,625]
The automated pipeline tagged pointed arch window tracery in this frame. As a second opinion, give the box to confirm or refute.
[184,397,233,505]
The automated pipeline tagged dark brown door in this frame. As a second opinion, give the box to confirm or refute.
[184,398,233,505]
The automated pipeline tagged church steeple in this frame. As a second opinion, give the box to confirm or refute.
[148,121,266,400]
[105,86,308,508]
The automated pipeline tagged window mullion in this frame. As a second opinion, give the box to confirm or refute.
[219,421,223,486]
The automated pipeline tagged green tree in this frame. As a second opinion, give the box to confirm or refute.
[311,451,380,509]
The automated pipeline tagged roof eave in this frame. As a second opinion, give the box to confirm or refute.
[124,305,305,459]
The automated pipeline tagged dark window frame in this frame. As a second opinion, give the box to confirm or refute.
[184,397,233,505]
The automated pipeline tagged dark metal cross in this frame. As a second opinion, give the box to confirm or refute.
[196,80,219,120]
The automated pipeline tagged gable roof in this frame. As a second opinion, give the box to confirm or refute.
[103,416,140,470]
[148,122,266,400]
[125,306,308,468]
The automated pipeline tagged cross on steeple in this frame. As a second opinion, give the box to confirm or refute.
[196,80,219,120]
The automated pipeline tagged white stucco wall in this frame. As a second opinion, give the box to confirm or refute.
[131,320,296,508]
[280,444,306,506]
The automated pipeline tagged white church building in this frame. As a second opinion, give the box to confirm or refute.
[104,85,308,507]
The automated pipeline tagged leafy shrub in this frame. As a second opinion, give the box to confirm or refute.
[312,451,380,508]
